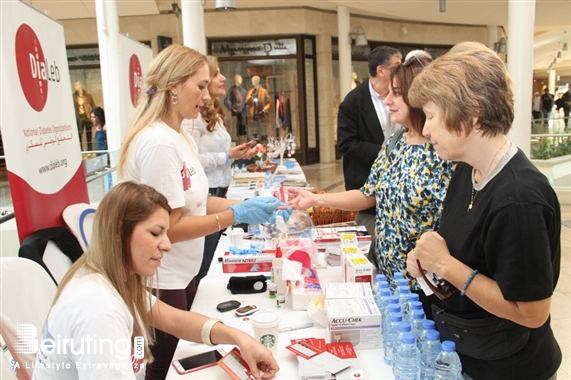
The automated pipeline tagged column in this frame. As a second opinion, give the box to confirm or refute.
[337,6,352,102]
[182,0,206,54]
[316,35,336,163]
[506,0,535,157]
[487,25,498,50]
[548,69,556,94]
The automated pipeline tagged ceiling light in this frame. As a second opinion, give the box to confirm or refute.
[557,51,562,59]
[350,26,368,47]
[563,42,568,52]
[439,0,446,12]
[215,0,236,10]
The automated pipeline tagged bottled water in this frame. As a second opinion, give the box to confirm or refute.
[377,288,391,329]
[391,272,405,295]
[435,341,462,380]
[411,310,426,340]
[373,274,388,307]
[394,332,421,380]
[403,292,419,322]
[417,319,436,348]
[420,329,441,380]
[406,300,423,323]
[250,228,265,253]
[264,170,273,189]
[383,301,401,338]
[383,312,402,367]
[392,321,412,371]
[398,286,411,314]
[397,278,410,289]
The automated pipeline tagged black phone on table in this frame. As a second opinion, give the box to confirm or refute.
[172,348,226,374]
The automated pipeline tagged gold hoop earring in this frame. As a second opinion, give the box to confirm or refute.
[171,91,178,105]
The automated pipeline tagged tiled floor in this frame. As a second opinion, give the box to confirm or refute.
[301,160,571,379]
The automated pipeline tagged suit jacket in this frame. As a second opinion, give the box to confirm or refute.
[337,79,386,215]
[246,86,271,122]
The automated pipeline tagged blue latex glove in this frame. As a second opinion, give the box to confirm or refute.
[228,197,283,225]
[269,208,293,224]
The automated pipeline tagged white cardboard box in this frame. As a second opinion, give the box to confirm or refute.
[345,253,374,286]
[325,297,381,350]
[325,282,374,299]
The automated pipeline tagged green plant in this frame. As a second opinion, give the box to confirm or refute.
[531,136,571,159]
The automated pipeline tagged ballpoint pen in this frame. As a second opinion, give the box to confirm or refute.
[279,322,314,333]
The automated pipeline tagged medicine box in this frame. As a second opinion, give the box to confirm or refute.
[324,282,374,299]
[289,267,323,310]
[222,250,275,273]
[325,297,381,350]
[345,253,374,285]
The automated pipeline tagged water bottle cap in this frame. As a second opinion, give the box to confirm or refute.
[423,319,436,329]
[394,272,404,279]
[398,322,411,332]
[442,340,456,352]
[408,293,420,301]
[411,301,423,310]
[389,304,401,313]
[266,170,271,175]
[413,310,425,319]
[390,312,403,322]
[426,329,440,340]
[402,333,416,344]
[379,282,390,289]
[380,288,391,296]
[253,229,261,234]
[397,278,409,286]
[376,274,387,282]
[398,286,410,294]
[388,295,400,303]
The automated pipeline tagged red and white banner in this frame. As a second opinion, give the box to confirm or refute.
[118,34,153,139]
[1,1,88,242]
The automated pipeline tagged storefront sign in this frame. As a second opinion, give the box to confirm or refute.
[1,1,88,242]
[211,38,297,57]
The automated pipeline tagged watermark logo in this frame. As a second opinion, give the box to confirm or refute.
[16,324,38,354]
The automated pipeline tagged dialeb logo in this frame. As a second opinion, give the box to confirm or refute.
[129,54,143,107]
[15,24,60,112]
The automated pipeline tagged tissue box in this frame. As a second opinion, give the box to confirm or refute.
[345,253,374,285]
[325,282,374,299]
[326,297,381,350]
[222,250,275,273]
[289,267,323,310]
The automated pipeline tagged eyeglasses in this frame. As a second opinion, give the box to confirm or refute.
[405,236,456,301]
[402,55,425,67]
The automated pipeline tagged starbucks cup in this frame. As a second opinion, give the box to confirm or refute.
[250,309,280,354]
[226,227,245,249]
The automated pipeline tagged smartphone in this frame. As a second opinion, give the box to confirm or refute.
[246,140,257,148]
[172,348,226,374]
[235,304,258,317]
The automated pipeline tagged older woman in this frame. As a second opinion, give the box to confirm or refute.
[407,41,561,379]
[34,182,279,380]
[118,45,287,380]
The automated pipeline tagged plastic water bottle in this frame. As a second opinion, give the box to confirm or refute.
[403,292,419,322]
[383,312,402,367]
[383,302,401,338]
[397,278,410,289]
[398,286,411,314]
[420,329,441,380]
[377,288,391,323]
[391,272,405,295]
[435,341,462,380]
[250,228,265,253]
[373,274,388,307]
[407,301,423,323]
[264,170,273,189]
[394,332,421,380]
[417,319,437,348]
[392,321,412,371]
[411,310,426,340]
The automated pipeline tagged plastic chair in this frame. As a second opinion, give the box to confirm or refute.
[0,258,58,379]
[18,227,83,285]
[62,203,96,251]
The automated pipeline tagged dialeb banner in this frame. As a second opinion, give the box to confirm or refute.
[1,2,89,242]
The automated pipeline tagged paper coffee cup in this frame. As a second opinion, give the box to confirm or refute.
[250,309,280,354]
[227,227,244,249]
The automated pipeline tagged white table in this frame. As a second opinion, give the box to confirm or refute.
[165,237,394,379]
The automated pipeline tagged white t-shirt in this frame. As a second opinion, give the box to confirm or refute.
[122,120,208,289]
[33,271,156,380]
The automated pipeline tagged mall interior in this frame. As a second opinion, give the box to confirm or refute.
[0,0,570,378]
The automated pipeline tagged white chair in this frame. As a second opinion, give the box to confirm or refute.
[62,203,96,251]
[0,258,58,379]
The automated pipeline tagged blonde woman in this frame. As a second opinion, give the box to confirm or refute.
[118,45,287,379]
[183,56,254,284]
[33,182,279,380]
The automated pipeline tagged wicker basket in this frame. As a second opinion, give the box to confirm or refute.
[308,206,358,226]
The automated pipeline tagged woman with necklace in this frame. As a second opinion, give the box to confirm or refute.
[288,53,455,312]
[118,45,287,380]
[182,55,254,285]
[407,41,561,379]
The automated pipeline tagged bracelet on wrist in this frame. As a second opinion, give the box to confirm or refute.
[214,213,222,231]
[460,269,479,296]
[200,318,222,346]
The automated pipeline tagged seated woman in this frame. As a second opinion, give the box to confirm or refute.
[33,181,279,380]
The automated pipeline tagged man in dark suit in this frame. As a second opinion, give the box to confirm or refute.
[337,46,401,238]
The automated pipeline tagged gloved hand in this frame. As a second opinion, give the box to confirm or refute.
[267,207,293,224]
[229,197,283,225]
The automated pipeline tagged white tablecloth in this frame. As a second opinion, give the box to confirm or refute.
[164,237,394,379]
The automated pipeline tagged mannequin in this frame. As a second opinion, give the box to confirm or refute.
[73,81,96,152]
[245,75,271,139]
[224,74,248,143]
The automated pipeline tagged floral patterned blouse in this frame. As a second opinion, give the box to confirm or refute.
[361,131,456,290]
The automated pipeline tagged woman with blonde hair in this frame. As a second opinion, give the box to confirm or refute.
[183,55,254,285]
[34,182,279,380]
[407,41,561,379]
[119,45,287,379]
